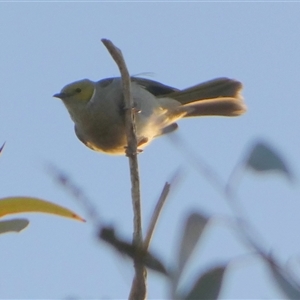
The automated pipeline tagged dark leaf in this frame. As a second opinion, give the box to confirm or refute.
[177,212,209,277]
[99,226,168,275]
[0,218,29,234]
[245,141,293,181]
[184,265,227,300]
[143,251,168,275]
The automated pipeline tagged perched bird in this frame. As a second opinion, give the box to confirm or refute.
[54,77,246,155]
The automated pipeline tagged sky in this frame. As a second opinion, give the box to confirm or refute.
[1,2,300,299]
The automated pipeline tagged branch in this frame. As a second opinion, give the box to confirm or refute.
[144,168,182,250]
[101,39,146,300]
[144,182,170,250]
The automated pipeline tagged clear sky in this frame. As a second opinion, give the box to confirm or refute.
[1,2,300,299]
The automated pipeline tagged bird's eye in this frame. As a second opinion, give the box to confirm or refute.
[75,88,82,93]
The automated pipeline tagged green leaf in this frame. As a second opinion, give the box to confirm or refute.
[0,218,29,234]
[0,196,85,222]
[245,141,293,181]
[176,212,209,281]
[184,265,227,300]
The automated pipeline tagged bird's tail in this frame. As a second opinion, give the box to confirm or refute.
[164,77,246,117]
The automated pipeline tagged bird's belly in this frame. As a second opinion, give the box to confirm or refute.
[80,117,160,155]
[76,104,168,155]
[79,121,128,154]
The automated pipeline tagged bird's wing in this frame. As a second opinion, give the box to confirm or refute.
[97,77,178,96]
[130,77,179,96]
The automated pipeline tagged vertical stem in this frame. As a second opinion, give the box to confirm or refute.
[101,39,146,300]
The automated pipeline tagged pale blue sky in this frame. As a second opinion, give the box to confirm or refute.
[1,2,300,299]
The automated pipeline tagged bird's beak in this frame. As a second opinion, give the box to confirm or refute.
[53,92,65,99]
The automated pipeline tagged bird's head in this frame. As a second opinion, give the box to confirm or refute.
[53,79,96,125]
[53,79,95,104]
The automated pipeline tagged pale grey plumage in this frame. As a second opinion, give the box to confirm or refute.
[54,77,246,155]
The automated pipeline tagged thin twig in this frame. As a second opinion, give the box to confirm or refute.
[168,133,269,258]
[168,133,246,218]
[101,39,145,300]
[143,168,182,250]
[144,182,170,250]
[46,163,101,226]
[0,142,5,155]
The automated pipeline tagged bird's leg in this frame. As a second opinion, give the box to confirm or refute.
[124,137,147,156]
[125,146,144,157]
[132,102,141,114]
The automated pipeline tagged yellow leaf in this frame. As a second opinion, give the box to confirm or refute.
[0,197,85,222]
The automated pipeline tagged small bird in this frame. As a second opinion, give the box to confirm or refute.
[54,77,246,155]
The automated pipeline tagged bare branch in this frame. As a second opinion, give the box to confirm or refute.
[144,168,182,250]
[144,182,170,250]
[101,39,146,300]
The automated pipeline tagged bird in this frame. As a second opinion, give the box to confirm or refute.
[53,76,246,155]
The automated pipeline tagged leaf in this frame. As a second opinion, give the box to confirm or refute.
[245,141,293,181]
[184,265,227,300]
[0,197,85,222]
[177,212,209,277]
[0,218,29,234]
[143,250,168,275]
[99,227,168,275]
[264,255,300,299]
